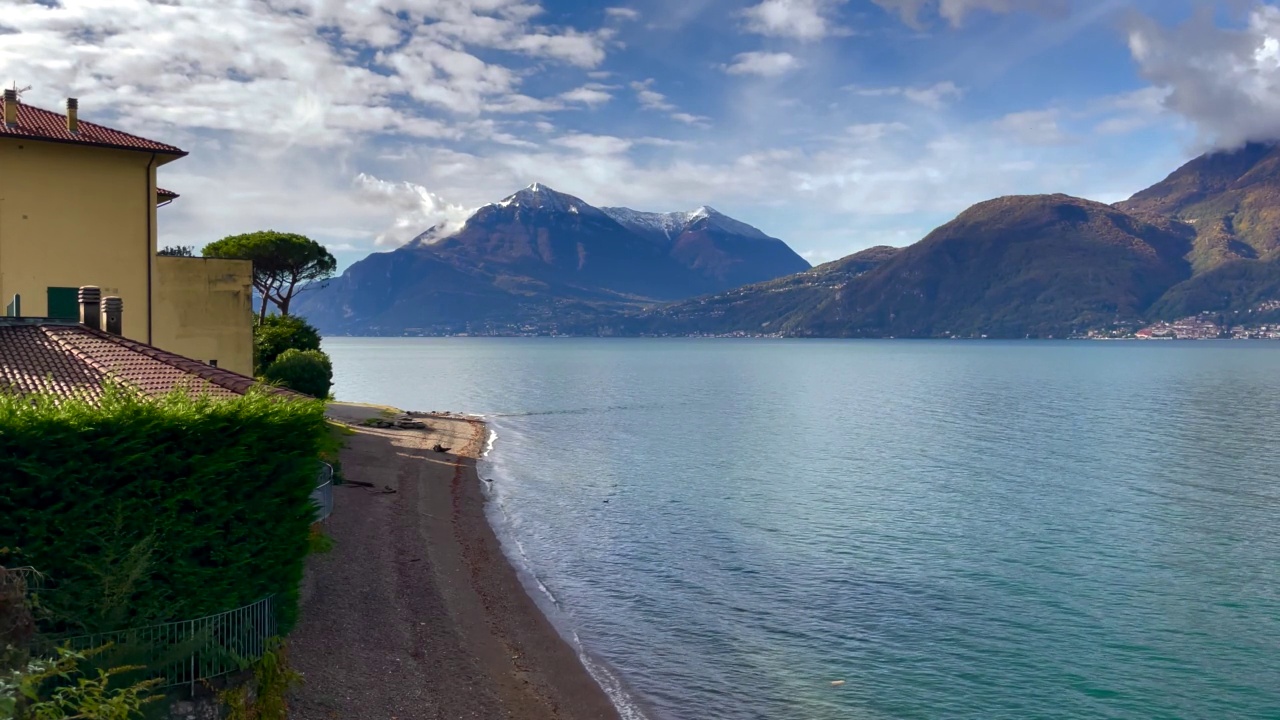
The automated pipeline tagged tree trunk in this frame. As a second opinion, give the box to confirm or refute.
[279,272,300,316]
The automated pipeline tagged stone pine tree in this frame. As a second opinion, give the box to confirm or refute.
[203,231,337,322]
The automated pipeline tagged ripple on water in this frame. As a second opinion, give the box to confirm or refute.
[329,339,1280,720]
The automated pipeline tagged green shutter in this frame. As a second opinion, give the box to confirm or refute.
[46,287,79,320]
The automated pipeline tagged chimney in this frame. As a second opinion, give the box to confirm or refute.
[3,89,16,127]
[66,97,78,134]
[102,296,123,335]
[78,286,101,330]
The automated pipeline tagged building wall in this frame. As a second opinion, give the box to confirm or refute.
[0,138,158,341]
[153,256,255,377]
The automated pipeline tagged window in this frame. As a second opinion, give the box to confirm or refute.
[208,360,218,368]
[46,287,79,320]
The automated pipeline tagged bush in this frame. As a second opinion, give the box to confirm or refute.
[253,315,321,375]
[219,638,301,720]
[262,350,332,400]
[1,564,38,672]
[2,645,162,720]
[0,387,327,633]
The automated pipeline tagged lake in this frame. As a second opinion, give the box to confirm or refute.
[327,338,1280,720]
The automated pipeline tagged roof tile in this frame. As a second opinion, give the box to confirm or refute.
[0,322,296,402]
[0,99,185,156]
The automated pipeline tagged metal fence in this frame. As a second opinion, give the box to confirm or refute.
[312,461,334,522]
[60,595,277,693]
[46,465,332,693]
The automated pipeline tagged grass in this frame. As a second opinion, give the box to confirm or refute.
[317,421,351,485]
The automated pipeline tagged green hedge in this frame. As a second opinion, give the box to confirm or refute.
[263,349,333,399]
[0,387,327,634]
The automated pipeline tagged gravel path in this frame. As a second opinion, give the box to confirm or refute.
[288,410,620,720]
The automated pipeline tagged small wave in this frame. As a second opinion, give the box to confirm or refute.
[478,423,650,720]
[507,534,561,607]
[488,402,656,418]
[574,640,652,720]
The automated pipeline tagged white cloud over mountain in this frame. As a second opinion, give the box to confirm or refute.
[1127,3,1280,149]
[353,174,474,247]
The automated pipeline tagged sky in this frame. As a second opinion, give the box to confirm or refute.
[3,0,1280,271]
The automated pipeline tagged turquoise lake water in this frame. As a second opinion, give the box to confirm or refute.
[326,338,1280,720]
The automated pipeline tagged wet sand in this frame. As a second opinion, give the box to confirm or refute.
[289,404,621,720]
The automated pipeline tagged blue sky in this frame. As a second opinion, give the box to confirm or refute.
[4,0,1279,271]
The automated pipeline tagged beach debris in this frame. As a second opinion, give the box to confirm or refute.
[395,417,427,429]
[347,480,376,488]
[378,485,397,494]
[830,680,846,687]
[432,443,451,453]
[362,418,395,428]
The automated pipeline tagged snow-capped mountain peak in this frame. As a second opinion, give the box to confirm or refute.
[493,182,603,217]
[601,205,774,242]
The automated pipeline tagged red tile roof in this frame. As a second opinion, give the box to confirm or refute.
[0,321,292,402]
[0,99,186,156]
[157,187,180,201]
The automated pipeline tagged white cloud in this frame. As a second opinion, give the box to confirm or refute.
[352,174,473,247]
[873,0,1063,28]
[993,109,1071,145]
[852,81,963,109]
[846,122,910,143]
[742,0,847,41]
[631,78,677,111]
[1087,87,1169,136]
[1126,4,1280,149]
[671,112,712,127]
[903,81,964,108]
[560,84,614,106]
[0,0,631,256]
[723,51,802,77]
[605,7,641,21]
[551,133,634,155]
[0,0,613,147]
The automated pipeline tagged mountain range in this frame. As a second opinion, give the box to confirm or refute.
[298,143,1280,338]
[618,143,1280,338]
[294,184,810,334]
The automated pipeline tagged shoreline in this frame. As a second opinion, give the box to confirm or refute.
[477,424,651,720]
[289,403,622,720]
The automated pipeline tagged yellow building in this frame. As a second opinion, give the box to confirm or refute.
[0,90,253,376]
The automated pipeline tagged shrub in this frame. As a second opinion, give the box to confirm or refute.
[262,350,332,400]
[253,315,321,375]
[2,645,162,720]
[1,563,38,672]
[0,387,327,633]
[306,528,334,555]
[218,638,301,720]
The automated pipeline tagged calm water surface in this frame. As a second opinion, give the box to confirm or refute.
[326,338,1280,720]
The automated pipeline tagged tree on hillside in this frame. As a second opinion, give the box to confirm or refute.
[203,231,337,321]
